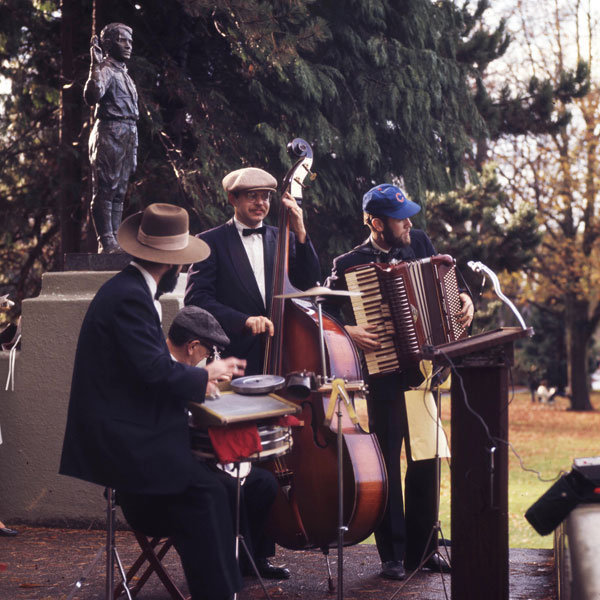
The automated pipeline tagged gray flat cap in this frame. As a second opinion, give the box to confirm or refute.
[171,306,230,349]
[222,167,277,194]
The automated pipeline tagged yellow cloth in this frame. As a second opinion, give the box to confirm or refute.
[405,361,451,461]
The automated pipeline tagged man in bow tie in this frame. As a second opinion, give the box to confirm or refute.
[185,167,320,377]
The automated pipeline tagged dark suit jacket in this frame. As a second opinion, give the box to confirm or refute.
[59,265,208,495]
[185,219,321,374]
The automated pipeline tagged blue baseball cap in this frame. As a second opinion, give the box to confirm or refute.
[362,184,421,220]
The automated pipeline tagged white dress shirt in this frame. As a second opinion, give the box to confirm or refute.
[234,217,266,306]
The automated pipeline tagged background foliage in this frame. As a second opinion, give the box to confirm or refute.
[0,0,594,405]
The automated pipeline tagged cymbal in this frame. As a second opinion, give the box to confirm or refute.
[274,286,362,299]
[230,374,286,395]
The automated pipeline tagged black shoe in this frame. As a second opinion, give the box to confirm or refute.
[381,560,406,580]
[255,558,291,580]
[407,552,450,573]
[438,536,451,548]
[0,527,18,537]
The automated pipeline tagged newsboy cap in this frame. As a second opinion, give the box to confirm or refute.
[170,305,230,350]
[222,167,277,194]
[363,184,421,221]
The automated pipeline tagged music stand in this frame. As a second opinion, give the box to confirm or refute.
[66,488,132,600]
[232,461,272,600]
[320,376,363,600]
[315,299,362,600]
[388,372,451,598]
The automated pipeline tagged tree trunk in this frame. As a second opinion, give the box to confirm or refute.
[59,0,85,263]
[566,296,594,411]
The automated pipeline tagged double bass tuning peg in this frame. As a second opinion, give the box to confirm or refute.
[301,163,318,181]
[293,175,315,189]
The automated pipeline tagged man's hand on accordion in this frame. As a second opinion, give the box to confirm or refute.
[345,324,380,352]
[457,293,475,328]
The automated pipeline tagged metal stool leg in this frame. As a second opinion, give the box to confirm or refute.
[106,488,133,600]
[66,488,132,600]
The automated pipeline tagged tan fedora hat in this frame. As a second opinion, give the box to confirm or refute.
[117,203,210,265]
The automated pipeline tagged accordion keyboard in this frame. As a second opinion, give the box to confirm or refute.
[346,266,403,375]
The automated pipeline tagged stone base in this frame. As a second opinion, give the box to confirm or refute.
[0,270,186,525]
[64,252,133,271]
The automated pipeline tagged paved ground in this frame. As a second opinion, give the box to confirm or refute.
[0,527,556,600]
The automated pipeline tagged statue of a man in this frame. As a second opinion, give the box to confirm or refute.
[84,23,138,253]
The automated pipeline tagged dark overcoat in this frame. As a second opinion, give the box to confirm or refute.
[60,265,207,494]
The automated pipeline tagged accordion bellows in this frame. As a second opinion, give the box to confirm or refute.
[345,255,468,375]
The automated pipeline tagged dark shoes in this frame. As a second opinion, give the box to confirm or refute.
[0,527,18,537]
[254,558,291,580]
[380,560,406,580]
[405,552,451,573]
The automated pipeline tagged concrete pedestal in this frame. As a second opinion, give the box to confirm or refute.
[0,268,186,526]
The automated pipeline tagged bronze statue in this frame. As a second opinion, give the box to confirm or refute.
[84,23,138,253]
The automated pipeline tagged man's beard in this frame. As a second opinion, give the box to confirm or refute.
[156,265,180,299]
[382,221,410,248]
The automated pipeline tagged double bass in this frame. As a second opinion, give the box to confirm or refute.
[262,139,387,552]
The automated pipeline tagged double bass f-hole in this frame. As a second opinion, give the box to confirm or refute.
[303,401,328,449]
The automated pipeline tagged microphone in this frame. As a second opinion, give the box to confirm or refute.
[467,261,530,332]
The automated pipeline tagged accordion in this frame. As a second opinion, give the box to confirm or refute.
[344,255,468,376]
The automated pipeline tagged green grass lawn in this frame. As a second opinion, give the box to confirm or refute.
[439,390,600,549]
[362,389,600,549]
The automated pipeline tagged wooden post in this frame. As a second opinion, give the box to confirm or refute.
[450,349,511,599]
[423,327,532,600]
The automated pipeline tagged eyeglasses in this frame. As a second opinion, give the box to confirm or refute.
[242,190,272,203]
[192,342,213,362]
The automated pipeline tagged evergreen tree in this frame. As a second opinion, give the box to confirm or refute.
[0,0,63,319]
[0,0,588,318]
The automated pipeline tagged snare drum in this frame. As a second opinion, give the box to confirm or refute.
[189,423,293,463]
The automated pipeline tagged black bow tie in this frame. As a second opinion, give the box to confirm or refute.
[242,226,266,236]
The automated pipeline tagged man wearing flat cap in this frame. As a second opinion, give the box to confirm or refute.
[322,184,474,581]
[60,203,248,600]
[166,304,283,580]
[185,166,321,376]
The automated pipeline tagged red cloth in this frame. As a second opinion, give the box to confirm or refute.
[277,415,302,427]
[208,423,262,463]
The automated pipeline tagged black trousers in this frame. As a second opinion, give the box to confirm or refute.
[117,461,276,600]
[367,374,438,567]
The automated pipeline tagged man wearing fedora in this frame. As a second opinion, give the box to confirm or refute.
[322,184,474,581]
[185,166,321,377]
[60,203,247,600]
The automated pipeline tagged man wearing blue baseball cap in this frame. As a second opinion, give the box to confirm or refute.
[322,183,474,581]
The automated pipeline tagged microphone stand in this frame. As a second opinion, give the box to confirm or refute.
[317,300,345,599]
